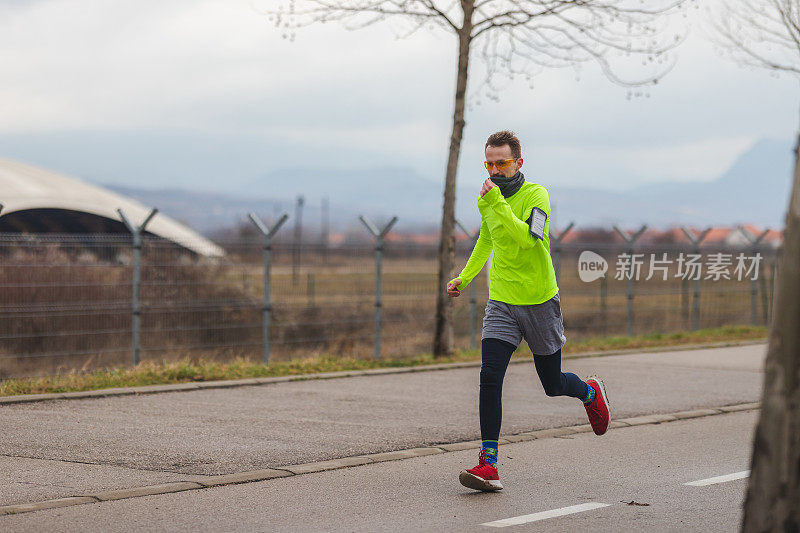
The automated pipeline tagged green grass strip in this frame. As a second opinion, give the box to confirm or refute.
[0,324,767,397]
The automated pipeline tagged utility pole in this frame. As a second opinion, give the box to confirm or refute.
[321,196,329,262]
[293,195,304,285]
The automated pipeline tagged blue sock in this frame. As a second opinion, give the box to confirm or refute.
[582,383,596,405]
[482,440,498,465]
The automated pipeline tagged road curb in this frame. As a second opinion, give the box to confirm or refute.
[0,497,98,515]
[87,482,204,502]
[0,401,761,517]
[0,339,767,405]
[718,402,760,412]
[186,469,293,488]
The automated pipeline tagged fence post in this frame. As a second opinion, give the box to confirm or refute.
[292,196,304,286]
[737,226,769,326]
[118,208,158,367]
[360,215,398,360]
[681,277,689,325]
[680,227,712,331]
[769,258,777,323]
[456,220,480,350]
[307,272,315,307]
[600,274,607,335]
[249,212,289,365]
[549,222,574,284]
[613,225,647,337]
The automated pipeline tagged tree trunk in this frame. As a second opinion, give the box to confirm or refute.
[433,3,473,358]
[741,126,800,531]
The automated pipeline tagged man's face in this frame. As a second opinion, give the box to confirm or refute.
[485,144,523,179]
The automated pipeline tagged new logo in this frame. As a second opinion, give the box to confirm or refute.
[578,251,608,282]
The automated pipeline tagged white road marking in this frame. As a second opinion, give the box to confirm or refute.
[481,502,611,528]
[684,471,750,486]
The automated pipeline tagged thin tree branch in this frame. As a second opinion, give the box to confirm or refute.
[274,0,690,90]
[713,0,800,75]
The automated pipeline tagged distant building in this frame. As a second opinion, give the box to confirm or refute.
[558,224,784,248]
[722,224,783,248]
[0,157,224,257]
[316,223,784,249]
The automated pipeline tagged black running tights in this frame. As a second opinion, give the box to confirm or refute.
[479,337,589,442]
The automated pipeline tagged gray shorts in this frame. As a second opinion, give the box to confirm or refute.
[481,293,567,355]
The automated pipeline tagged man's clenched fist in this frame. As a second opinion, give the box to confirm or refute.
[447,278,462,297]
[480,178,497,197]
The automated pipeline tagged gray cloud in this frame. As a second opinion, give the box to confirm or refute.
[0,0,797,194]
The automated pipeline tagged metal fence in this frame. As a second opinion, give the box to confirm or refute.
[0,230,779,379]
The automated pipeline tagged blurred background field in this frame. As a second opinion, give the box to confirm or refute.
[0,232,777,380]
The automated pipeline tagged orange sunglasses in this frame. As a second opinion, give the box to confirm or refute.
[484,158,516,171]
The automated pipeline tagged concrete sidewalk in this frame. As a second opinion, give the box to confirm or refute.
[0,343,766,508]
[1,410,759,532]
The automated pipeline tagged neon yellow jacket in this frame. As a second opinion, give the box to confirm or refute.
[451,182,559,305]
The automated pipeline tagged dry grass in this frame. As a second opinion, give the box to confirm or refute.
[0,324,767,396]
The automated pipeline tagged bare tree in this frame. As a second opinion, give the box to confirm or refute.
[715,0,800,73]
[714,1,800,530]
[272,0,691,357]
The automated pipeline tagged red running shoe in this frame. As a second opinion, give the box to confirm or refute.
[459,450,503,491]
[584,375,611,435]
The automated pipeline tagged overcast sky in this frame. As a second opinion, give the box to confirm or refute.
[1,0,798,194]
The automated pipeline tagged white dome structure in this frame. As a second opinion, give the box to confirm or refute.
[0,157,224,257]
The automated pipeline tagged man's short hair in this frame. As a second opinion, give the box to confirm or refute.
[485,130,522,159]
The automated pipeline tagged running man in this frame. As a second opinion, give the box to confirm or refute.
[447,130,610,492]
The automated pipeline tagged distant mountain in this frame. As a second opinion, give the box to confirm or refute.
[107,166,489,236]
[106,138,794,235]
[106,186,291,236]
[245,166,482,231]
[698,138,793,225]
[548,138,793,228]
[106,175,462,236]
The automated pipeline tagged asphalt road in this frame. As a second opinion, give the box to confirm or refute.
[1,410,757,532]
[0,342,765,529]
